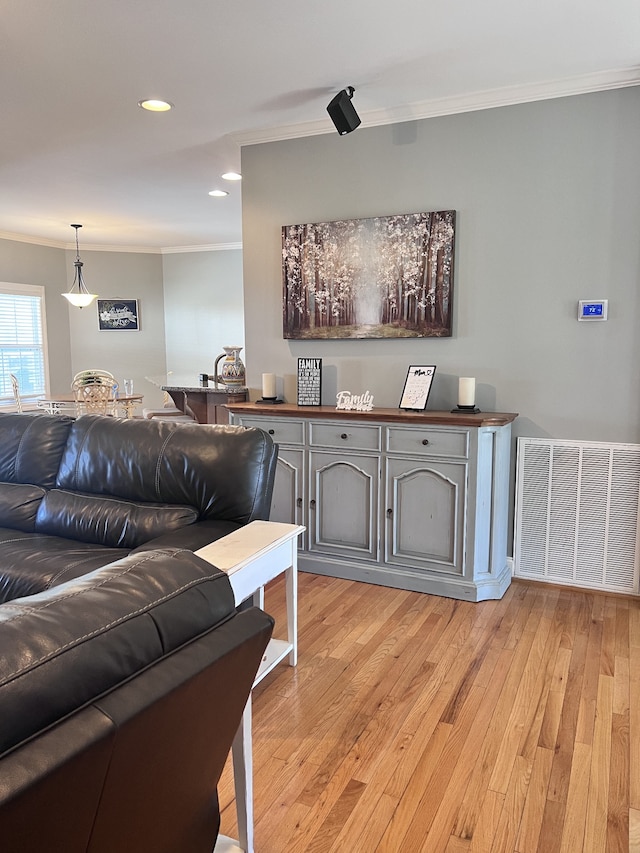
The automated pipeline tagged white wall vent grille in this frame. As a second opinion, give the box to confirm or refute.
[514,438,640,593]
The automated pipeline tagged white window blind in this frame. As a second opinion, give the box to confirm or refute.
[0,283,47,404]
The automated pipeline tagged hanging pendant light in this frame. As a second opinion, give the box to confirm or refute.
[62,224,98,308]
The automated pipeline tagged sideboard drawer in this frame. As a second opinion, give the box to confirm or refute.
[309,422,381,451]
[386,426,469,459]
[236,417,304,446]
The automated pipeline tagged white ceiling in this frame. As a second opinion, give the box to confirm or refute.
[2,0,639,251]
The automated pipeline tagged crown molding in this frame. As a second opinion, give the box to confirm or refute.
[233,66,640,146]
[0,231,65,249]
[161,242,242,254]
[0,230,241,254]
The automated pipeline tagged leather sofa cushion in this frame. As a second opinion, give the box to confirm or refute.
[0,483,46,531]
[0,548,239,757]
[0,529,130,604]
[35,490,199,549]
[0,413,73,489]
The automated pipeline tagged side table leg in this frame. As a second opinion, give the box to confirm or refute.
[285,547,298,666]
[231,696,254,853]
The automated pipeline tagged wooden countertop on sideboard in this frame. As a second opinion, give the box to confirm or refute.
[225,402,518,428]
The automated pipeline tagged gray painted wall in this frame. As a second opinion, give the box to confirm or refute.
[66,250,167,408]
[0,239,245,410]
[0,238,72,394]
[241,88,640,443]
[162,248,244,380]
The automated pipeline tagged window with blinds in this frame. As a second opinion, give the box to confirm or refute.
[0,283,48,405]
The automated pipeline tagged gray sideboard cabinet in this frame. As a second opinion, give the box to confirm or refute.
[227,404,518,602]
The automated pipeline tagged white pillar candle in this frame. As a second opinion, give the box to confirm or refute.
[458,377,476,407]
[262,373,276,398]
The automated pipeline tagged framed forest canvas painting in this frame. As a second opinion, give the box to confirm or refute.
[282,210,455,339]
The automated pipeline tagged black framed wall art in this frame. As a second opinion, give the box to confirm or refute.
[97,299,139,331]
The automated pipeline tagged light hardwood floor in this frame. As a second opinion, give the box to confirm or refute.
[218,573,640,852]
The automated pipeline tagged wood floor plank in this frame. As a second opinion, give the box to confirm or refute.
[328,789,399,853]
[469,789,506,853]
[514,746,554,853]
[217,573,639,852]
[630,807,640,852]
[630,624,640,811]
[546,593,590,806]
[607,711,630,853]
[537,646,571,750]
[557,740,591,853]
[488,754,532,853]
[583,673,614,852]
[376,721,452,850]
[575,607,603,745]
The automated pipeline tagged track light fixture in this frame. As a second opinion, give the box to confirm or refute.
[327,86,361,136]
[62,224,98,308]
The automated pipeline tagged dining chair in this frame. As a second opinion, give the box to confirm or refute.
[71,374,117,416]
[9,374,23,413]
[72,369,115,385]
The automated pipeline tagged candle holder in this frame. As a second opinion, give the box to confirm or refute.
[255,396,284,405]
[451,404,481,414]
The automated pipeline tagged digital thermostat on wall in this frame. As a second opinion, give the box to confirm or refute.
[578,299,608,321]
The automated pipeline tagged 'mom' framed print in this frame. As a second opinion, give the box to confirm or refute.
[97,299,139,331]
[282,210,455,340]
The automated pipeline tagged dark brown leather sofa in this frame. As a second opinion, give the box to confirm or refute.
[0,412,277,604]
[0,546,274,853]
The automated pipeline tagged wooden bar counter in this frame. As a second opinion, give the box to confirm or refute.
[162,380,246,424]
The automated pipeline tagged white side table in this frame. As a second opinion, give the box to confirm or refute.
[197,521,304,853]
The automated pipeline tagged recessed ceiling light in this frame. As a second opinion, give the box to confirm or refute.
[208,189,228,197]
[221,172,242,181]
[138,99,173,112]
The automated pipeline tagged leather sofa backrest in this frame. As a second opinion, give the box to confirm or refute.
[0,547,274,853]
[0,547,237,756]
[56,415,276,524]
[0,412,74,488]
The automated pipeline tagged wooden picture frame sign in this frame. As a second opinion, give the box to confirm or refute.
[399,365,436,411]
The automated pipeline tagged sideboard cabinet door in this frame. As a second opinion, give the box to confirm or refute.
[308,450,380,561]
[385,458,467,576]
[271,448,306,531]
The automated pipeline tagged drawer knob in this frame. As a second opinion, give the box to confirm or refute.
[386,508,393,518]
[310,499,316,509]
[296,497,303,508]
[422,438,430,446]
[268,429,275,435]
[341,433,348,440]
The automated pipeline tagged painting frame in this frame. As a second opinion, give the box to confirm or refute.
[282,210,455,340]
[97,299,139,331]
[399,365,437,411]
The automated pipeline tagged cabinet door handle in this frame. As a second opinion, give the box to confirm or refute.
[268,429,275,435]
[422,438,429,446]
[310,499,316,509]
[341,433,348,440]
[296,497,303,508]
[387,508,393,518]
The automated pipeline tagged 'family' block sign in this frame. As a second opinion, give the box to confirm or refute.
[297,358,322,406]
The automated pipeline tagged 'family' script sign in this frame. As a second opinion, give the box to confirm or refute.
[336,390,374,412]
